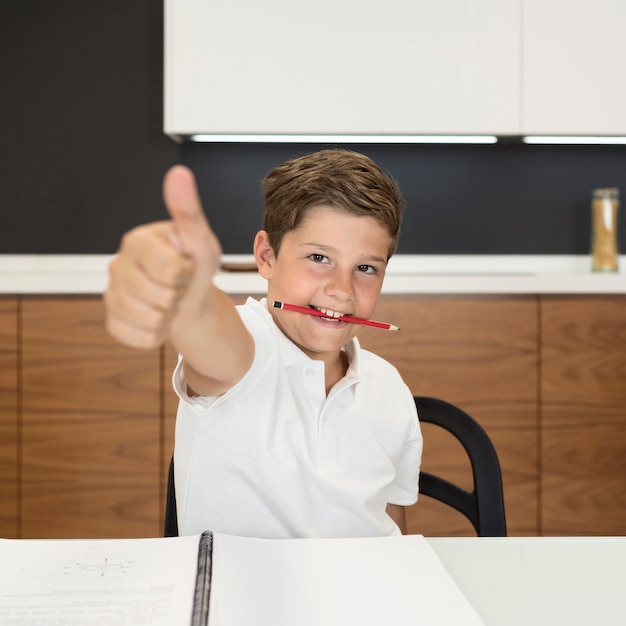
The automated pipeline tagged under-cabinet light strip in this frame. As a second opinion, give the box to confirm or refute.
[523,136,626,145]
[189,134,626,145]
[189,134,499,144]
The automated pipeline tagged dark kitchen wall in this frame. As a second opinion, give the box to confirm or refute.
[2,1,625,255]
[181,141,626,255]
[1,0,178,253]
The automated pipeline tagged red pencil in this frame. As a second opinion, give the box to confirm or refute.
[272,301,400,331]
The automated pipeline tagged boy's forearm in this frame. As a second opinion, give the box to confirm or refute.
[171,285,254,397]
[386,504,407,534]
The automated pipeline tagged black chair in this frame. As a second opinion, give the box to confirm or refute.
[164,396,507,538]
[164,456,179,537]
[415,395,507,537]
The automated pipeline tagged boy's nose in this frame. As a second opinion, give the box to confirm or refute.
[325,270,355,301]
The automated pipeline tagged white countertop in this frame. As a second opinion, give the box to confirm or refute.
[1,254,625,295]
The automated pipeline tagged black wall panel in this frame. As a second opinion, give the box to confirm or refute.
[181,142,626,255]
[0,0,178,254]
[1,1,624,256]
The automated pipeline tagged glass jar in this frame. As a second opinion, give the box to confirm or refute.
[591,187,619,272]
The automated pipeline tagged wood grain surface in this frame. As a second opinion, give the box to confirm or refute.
[20,298,162,538]
[362,295,540,536]
[0,299,18,538]
[540,296,626,535]
[3,294,624,539]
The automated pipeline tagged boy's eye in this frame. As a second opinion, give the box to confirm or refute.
[309,253,329,263]
[357,264,377,274]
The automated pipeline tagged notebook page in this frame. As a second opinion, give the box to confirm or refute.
[208,533,485,626]
[0,535,201,626]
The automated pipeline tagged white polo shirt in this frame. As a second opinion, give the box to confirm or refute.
[173,297,422,539]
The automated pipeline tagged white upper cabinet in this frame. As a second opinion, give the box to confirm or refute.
[523,0,626,135]
[164,0,521,139]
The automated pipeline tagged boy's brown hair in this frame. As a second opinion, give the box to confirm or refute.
[261,149,405,259]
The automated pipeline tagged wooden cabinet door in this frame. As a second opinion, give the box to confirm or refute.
[540,296,626,535]
[14,293,624,539]
[362,295,540,536]
[0,299,18,538]
[20,298,162,539]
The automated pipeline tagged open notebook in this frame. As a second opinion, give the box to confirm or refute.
[0,532,485,626]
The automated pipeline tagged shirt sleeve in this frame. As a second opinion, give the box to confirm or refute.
[171,297,276,412]
[172,355,221,411]
[387,387,422,506]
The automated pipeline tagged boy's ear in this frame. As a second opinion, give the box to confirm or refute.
[253,230,275,279]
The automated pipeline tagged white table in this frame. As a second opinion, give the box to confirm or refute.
[428,537,626,626]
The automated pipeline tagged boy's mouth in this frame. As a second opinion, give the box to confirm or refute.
[309,305,351,320]
[273,301,399,331]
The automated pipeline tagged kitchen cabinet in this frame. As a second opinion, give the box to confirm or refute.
[0,299,18,539]
[165,0,626,138]
[523,0,626,135]
[1,294,624,539]
[164,0,521,138]
[540,296,626,535]
[363,296,540,536]
[19,299,163,539]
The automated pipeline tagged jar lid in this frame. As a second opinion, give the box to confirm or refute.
[592,187,619,198]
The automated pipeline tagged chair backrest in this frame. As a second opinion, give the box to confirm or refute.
[164,396,507,538]
[164,456,179,537]
[415,396,507,537]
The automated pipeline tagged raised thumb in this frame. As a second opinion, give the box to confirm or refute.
[162,165,210,255]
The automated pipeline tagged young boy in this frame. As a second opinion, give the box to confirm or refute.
[104,149,422,539]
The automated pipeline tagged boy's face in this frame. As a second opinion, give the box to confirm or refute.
[255,205,391,364]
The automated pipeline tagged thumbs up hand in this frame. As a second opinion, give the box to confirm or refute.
[104,165,222,349]
[162,164,222,277]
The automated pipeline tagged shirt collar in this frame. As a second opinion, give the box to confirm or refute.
[254,297,362,379]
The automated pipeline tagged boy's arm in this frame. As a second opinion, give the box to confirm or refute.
[386,503,407,534]
[104,165,254,397]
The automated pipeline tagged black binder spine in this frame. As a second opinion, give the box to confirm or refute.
[191,531,214,626]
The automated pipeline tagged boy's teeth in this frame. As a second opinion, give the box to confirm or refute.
[317,307,342,318]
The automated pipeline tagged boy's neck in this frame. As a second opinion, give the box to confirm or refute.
[324,349,349,395]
